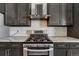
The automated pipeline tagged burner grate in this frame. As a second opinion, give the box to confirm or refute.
[26,34,52,43]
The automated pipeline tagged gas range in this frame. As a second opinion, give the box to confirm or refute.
[25,34,53,43]
[23,34,53,56]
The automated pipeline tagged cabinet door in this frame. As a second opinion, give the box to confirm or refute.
[5,3,31,26]
[66,3,73,26]
[0,3,5,14]
[59,3,73,26]
[17,3,31,26]
[9,47,22,56]
[8,43,23,56]
[0,48,5,56]
[67,43,79,56]
[54,48,67,56]
[59,4,66,25]
[0,43,9,56]
[47,3,60,26]
[47,3,73,26]
[68,49,79,56]
[5,3,18,26]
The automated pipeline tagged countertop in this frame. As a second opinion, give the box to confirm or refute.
[49,36,79,42]
[0,36,79,42]
[0,36,29,42]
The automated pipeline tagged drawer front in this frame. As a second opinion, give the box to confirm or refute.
[0,43,22,48]
[10,44,21,47]
[54,43,68,48]
[70,43,79,48]
[0,43,10,47]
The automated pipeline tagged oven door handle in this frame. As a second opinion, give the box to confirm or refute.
[27,49,52,51]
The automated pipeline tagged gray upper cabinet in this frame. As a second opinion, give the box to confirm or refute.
[67,4,79,38]
[0,3,5,14]
[47,3,60,26]
[5,3,31,26]
[17,3,31,26]
[65,4,73,26]
[5,3,18,26]
[47,3,73,26]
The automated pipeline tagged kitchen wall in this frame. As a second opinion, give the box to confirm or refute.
[10,20,67,36]
[0,13,9,37]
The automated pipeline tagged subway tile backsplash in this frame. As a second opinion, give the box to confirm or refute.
[10,20,67,36]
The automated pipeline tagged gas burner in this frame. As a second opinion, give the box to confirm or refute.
[26,34,52,43]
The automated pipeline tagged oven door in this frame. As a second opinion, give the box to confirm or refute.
[23,47,53,56]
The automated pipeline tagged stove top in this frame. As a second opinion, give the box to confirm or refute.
[25,34,53,43]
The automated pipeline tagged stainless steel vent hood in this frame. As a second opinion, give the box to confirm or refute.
[27,3,50,20]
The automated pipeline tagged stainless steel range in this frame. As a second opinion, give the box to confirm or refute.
[23,31,53,56]
[25,34,52,43]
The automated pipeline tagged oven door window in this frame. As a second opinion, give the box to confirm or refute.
[27,49,49,56]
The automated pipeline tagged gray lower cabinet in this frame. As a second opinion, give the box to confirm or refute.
[67,43,79,56]
[54,43,68,56]
[8,47,22,56]
[54,48,67,56]
[0,43,23,56]
[0,48,5,56]
[68,49,79,56]
[47,3,73,26]
[54,43,79,56]
[5,3,31,26]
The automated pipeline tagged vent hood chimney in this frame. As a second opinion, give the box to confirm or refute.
[27,3,50,20]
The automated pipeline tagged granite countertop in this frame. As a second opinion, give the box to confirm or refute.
[0,36,79,42]
[49,36,79,42]
[0,36,29,42]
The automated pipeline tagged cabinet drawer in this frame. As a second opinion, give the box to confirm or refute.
[0,43,22,47]
[0,43,10,47]
[9,43,22,47]
[70,43,79,48]
[10,44,21,47]
[0,44,7,47]
[54,43,67,48]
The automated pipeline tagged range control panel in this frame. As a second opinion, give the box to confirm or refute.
[23,44,53,48]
